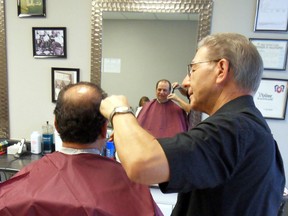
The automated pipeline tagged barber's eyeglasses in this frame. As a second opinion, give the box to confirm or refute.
[187,59,220,77]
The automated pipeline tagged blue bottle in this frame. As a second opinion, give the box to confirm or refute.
[42,121,54,154]
[105,141,115,159]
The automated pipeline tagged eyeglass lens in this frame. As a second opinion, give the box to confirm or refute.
[187,59,221,77]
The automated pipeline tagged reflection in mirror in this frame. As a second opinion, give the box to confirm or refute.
[91,0,213,84]
[102,12,199,108]
[0,1,9,138]
[91,0,213,121]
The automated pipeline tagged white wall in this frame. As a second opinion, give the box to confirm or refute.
[5,0,92,138]
[5,0,288,182]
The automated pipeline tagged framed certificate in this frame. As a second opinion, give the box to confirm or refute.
[51,68,80,102]
[254,0,288,31]
[250,39,288,70]
[254,78,288,119]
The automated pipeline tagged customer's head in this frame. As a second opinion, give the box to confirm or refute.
[138,96,150,107]
[54,82,107,144]
[187,33,263,114]
[155,79,171,103]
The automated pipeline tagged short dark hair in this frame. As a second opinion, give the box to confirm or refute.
[138,96,150,107]
[54,82,107,144]
[156,79,171,92]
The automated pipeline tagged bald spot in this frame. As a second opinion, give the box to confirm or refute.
[63,84,101,106]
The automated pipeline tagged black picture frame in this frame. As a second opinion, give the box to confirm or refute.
[51,68,80,102]
[254,0,288,32]
[254,78,288,120]
[250,38,288,70]
[32,27,67,58]
[18,0,46,18]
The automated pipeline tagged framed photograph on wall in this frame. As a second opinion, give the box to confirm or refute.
[254,78,288,119]
[18,0,46,18]
[32,27,67,58]
[250,39,288,70]
[51,68,80,102]
[254,0,288,31]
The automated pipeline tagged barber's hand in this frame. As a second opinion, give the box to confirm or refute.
[100,95,130,119]
[167,93,180,102]
[171,82,180,89]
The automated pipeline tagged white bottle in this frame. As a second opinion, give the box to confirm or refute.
[30,131,42,154]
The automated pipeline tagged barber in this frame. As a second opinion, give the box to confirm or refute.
[100,33,285,216]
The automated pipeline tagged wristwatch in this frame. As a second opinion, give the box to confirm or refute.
[109,106,134,127]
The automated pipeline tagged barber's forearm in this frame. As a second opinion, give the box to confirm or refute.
[100,95,170,184]
[170,95,191,113]
[112,114,170,185]
[177,99,192,113]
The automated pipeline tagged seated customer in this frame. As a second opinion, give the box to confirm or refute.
[0,82,163,216]
[137,79,188,138]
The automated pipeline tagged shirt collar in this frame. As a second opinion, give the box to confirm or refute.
[59,146,101,155]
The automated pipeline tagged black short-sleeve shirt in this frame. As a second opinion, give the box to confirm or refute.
[158,95,285,216]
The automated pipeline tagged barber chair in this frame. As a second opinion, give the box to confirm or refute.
[0,168,19,182]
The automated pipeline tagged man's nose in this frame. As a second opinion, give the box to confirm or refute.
[182,74,190,88]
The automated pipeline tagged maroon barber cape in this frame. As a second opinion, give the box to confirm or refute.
[137,99,188,138]
[0,152,163,216]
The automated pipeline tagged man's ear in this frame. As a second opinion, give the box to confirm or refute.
[216,59,230,84]
[100,121,108,139]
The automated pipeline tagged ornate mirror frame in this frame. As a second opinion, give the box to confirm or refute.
[90,0,213,125]
[90,0,213,84]
[0,0,9,138]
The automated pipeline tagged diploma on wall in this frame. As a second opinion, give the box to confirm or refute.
[250,39,288,70]
[254,0,288,31]
[254,78,288,119]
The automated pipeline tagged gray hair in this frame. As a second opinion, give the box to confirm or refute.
[198,33,263,94]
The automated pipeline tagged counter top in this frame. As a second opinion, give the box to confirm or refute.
[0,153,42,171]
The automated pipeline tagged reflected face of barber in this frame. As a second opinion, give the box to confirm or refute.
[156,81,170,103]
[186,47,219,113]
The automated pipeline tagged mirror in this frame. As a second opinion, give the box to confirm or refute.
[91,0,213,84]
[90,0,213,117]
[101,12,199,108]
[0,1,9,138]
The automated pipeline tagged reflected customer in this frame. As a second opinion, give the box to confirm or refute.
[137,79,188,138]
